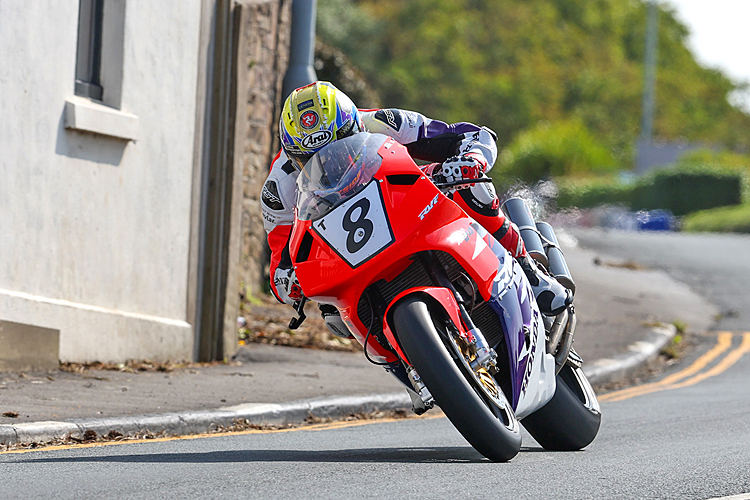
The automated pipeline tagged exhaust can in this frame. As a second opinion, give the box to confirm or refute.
[501,198,548,268]
[536,221,576,294]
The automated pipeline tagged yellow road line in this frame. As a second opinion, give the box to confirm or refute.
[599,332,733,402]
[601,332,750,403]
[669,333,750,390]
[7,334,748,454]
[1,413,445,455]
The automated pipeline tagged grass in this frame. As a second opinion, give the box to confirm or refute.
[672,320,688,336]
[660,333,684,361]
[682,203,750,233]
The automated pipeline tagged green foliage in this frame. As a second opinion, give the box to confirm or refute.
[677,149,750,172]
[493,119,617,183]
[317,0,750,156]
[672,320,687,335]
[673,149,750,201]
[632,167,743,216]
[314,41,382,109]
[683,203,750,234]
[556,176,634,209]
[557,165,744,216]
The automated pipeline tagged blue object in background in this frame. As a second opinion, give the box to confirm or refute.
[636,210,676,231]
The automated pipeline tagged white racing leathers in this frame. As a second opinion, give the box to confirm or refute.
[262,108,498,303]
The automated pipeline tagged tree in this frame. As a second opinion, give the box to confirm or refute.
[317,0,750,162]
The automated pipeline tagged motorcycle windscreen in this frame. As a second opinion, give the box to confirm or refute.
[296,132,388,221]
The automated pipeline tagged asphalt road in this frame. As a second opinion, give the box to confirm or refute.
[569,229,750,332]
[2,230,749,500]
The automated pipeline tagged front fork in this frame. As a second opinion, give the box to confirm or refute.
[384,252,501,414]
[417,252,499,374]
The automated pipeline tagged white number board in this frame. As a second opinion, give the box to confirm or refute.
[311,180,394,268]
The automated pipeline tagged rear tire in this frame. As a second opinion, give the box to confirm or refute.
[392,296,522,462]
[521,364,601,451]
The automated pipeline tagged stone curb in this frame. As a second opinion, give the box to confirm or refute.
[0,326,675,447]
[0,392,411,447]
[583,323,677,386]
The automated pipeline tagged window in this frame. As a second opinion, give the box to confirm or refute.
[75,0,104,101]
[66,0,135,140]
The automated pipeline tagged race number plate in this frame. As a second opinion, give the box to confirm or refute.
[311,180,394,268]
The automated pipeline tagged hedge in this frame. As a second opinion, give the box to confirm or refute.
[556,178,634,209]
[683,203,750,233]
[557,166,744,216]
[633,168,743,216]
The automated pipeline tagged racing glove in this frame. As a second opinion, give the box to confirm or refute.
[273,267,303,305]
[430,153,487,191]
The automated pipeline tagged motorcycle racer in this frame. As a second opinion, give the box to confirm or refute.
[262,81,572,330]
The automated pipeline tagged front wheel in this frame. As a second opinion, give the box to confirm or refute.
[521,363,601,451]
[392,296,522,462]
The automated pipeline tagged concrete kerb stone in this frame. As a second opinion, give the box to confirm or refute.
[0,393,412,447]
[0,425,18,445]
[0,328,676,447]
[583,323,676,386]
[8,421,79,444]
[307,393,412,419]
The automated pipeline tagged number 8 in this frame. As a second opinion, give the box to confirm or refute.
[343,198,374,254]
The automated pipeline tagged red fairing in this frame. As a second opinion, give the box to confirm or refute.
[382,287,474,366]
[290,137,501,364]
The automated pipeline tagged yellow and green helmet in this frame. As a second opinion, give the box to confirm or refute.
[279,81,364,170]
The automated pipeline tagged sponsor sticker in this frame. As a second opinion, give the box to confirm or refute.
[301,130,333,150]
[300,110,319,129]
[297,99,314,111]
[336,120,354,140]
[374,109,402,130]
[419,194,439,220]
[261,181,284,211]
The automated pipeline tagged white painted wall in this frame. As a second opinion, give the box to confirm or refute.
[0,0,203,361]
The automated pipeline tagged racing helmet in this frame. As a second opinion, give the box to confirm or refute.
[279,81,364,171]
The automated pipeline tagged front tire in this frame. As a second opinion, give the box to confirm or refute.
[521,364,601,451]
[392,296,522,462]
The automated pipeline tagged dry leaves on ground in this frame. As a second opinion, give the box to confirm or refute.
[239,294,362,353]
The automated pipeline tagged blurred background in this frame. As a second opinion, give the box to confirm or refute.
[314,0,750,234]
[2,0,748,367]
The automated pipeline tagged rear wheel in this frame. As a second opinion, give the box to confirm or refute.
[392,296,522,462]
[521,363,601,451]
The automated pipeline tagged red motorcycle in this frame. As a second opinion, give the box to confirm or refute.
[288,132,600,461]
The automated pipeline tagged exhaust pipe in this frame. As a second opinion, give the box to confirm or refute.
[546,308,568,355]
[555,307,577,375]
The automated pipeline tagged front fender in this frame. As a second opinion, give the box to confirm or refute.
[383,286,468,366]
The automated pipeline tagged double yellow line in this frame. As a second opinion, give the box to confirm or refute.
[600,332,750,403]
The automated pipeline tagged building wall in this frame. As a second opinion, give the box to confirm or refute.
[0,1,203,361]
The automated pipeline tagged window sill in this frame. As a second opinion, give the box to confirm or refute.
[64,97,138,141]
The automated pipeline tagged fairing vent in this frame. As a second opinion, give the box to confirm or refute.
[295,231,314,263]
[357,258,432,338]
[356,251,505,351]
[468,300,505,351]
[386,174,421,185]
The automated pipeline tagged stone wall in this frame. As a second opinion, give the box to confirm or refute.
[234,0,292,297]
